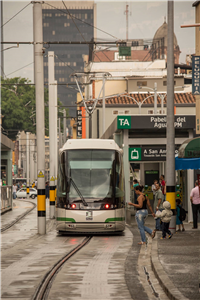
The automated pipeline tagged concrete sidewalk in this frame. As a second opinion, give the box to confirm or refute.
[131,215,200,300]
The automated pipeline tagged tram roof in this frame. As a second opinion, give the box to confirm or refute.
[61,139,121,152]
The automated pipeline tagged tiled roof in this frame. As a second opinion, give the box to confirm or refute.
[93,50,152,62]
[86,92,195,106]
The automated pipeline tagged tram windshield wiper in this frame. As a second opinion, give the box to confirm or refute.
[69,177,88,206]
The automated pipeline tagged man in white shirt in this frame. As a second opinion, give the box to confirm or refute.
[13,183,17,199]
[190,180,200,229]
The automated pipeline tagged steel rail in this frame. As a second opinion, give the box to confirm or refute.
[32,236,92,300]
[1,199,36,233]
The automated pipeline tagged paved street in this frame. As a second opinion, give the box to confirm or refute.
[1,200,200,300]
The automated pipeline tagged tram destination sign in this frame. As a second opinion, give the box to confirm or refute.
[192,56,200,95]
[117,115,195,130]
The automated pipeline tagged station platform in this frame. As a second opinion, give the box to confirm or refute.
[131,215,200,300]
[1,199,200,300]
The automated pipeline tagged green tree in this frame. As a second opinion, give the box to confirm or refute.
[1,77,68,140]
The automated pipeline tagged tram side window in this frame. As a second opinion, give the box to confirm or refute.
[57,153,68,207]
[114,153,125,206]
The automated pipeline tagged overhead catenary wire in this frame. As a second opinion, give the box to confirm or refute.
[6,62,34,77]
[1,2,31,29]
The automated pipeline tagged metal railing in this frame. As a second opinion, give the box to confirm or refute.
[1,186,12,214]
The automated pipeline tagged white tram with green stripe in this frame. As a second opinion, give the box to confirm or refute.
[56,139,125,233]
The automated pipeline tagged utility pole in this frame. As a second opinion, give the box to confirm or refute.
[54,80,58,205]
[48,51,56,219]
[33,2,46,234]
[124,4,129,41]
[154,82,157,114]
[59,118,62,149]
[1,1,4,78]
[102,75,106,135]
[166,0,176,233]
[26,132,30,199]
[63,109,66,144]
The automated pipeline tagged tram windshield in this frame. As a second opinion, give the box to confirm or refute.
[57,149,124,203]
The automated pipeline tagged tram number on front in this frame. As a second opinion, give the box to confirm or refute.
[86,211,93,221]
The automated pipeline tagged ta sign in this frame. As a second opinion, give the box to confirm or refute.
[117,116,131,129]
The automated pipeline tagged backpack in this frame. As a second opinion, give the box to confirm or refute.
[178,206,187,222]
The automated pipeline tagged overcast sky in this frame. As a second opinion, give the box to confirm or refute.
[2,0,195,83]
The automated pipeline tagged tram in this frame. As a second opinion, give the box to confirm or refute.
[56,139,125,233]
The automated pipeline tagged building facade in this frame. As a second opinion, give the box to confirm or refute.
[42,1,96,118]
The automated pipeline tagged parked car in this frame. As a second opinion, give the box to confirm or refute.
[16,188,37,199]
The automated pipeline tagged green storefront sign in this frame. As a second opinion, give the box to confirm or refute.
[117,116,131,129]
[129,147,141,161]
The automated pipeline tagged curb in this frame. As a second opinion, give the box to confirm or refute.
[151,238,189,300]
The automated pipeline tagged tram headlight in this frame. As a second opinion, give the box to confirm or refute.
[71,204,76,209]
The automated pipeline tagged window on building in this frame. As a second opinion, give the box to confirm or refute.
[52,30,55,35]
[85,13,87,19]
[125,110,130,114]
[137,81,147,86]
[113,111,118,115]
[163,81,176,86]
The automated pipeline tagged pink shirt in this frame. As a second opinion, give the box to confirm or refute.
[190,186,200,205]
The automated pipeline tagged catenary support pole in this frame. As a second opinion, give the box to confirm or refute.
[63,109,66,144]
[166,1,176,234]
[48,51,55,219]
[54,80,58,206]
[102,75,106,135]
[33,2,46,234]
[26,132,30,199]
[154,82,157,114]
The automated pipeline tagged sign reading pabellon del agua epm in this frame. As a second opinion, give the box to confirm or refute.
[117,115,195,130]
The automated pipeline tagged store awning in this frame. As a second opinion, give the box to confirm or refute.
[175,156,200,170]
[176,137,200,170]
[178,137,200,158]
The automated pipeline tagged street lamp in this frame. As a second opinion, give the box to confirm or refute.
[138,82,158,114]
[139,84,187,115]
[117,93,155,114]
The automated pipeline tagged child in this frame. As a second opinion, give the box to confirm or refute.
[155,201,173,239]
[176,199,185,232]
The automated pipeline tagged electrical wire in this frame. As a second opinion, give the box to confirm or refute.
[1,2,31,29]
[44,1,119,40]
[6,62,34,77]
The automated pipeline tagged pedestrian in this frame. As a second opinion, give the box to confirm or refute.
[45,181,49,199]
[190,180,200,229]
[128,185,156,245]
[13,183,17,199]
[176,199,185,232]
[152,179,158,196]
[155,201,173,239]
[153,182,163,231]
[160,175,166,199]
[154,182,164,231]
[133,179,139,204]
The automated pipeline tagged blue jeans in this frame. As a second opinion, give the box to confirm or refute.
[155,209,163,230]
[135,209,153,242]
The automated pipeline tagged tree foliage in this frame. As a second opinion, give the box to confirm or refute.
[1,77,68,140]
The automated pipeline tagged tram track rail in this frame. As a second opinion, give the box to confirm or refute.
[32,235,92,300]
[1,199,36,233]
